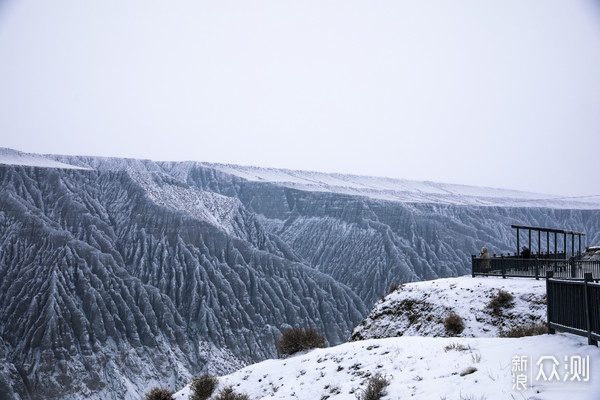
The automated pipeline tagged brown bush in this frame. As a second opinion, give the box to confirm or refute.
[500,322,547,338]
[189,374,218,400]
[144,387,174,400]
[444,312,465,336]
[213,386,250,400]
[487,290,515,315]
[276,327,326,357]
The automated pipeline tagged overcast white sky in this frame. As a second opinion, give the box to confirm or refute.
[1,0,599,196]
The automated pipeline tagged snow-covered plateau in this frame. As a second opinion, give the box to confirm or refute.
[0,148,89,170]
[2,147,600,209]
[200,162,600,209]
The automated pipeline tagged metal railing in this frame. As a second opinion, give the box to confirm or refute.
[546,272,599,346]
[471,255,600,280]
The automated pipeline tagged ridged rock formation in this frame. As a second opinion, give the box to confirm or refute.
[1,149,598,399]
[0,164,365,399]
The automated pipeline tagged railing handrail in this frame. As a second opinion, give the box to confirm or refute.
[546,271,599,346]
[471,255,600,280]
[473,256,573,261]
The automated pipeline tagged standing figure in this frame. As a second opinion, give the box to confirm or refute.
[480,247,491,272]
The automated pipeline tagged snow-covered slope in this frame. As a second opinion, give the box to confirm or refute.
[174,276,598,400]
[201,162,600,209]
[0,147,86,170]
[351,276,547,340]
[129,170,245,237]
[42,149,600,208]
[174,335,599,400]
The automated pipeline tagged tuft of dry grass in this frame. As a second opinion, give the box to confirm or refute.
[356,373,389,400]
[500,322,547,338]
[213,386,249,400]
[444,342,470,352]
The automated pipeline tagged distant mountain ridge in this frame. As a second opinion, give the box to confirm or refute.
[196,162,597,208]
[1,148,599,399]
[0,147,89,170]
[3,147,598,208]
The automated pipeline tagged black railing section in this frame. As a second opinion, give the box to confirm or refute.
[471,255,600,280]
[546,272,599,346]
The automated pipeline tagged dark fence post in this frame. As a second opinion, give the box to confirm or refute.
[546,271,555,334]
[535,256,539,280]
[570,257,576,279]
[501,255,506,279]
[472,255,476,277]
[583,273,597,346]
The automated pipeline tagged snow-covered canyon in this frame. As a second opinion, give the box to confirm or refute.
[1,148,599,399]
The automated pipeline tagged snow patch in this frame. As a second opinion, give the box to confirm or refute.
[0,148,88,170]
[130,170,242,235]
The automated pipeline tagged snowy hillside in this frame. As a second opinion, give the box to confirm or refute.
[37,147,600,209]
[0,148,86,170]
[173,334,599,400]
[200,162,600,209]
[130,170,245,236]
[173,276,599,400]
[351,276,547,341]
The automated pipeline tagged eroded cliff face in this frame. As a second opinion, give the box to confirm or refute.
[1,154,599,399]
[255,195,600,305]
[0,166,365,399]
[178,164,600,306]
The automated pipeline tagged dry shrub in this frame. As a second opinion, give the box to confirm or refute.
[190,374,218,400]
[213,386,249,400]
[500,322,547,338]
[145,387,173,400]
[444,312,465,336]
[487,290,515,315]
[356,373,389,400]
[277,327,326,357]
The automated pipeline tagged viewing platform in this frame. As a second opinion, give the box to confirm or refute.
[472,225,600,280]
